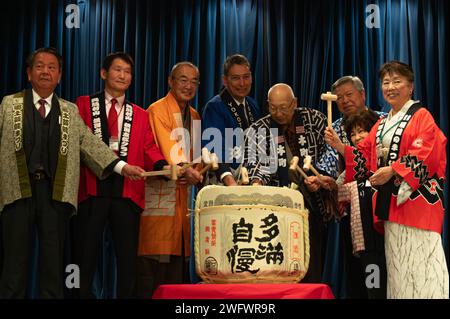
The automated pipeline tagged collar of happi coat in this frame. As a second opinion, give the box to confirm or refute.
[11,89,70,201]
[375,102,422,168]
[219,87,255,129]
[267,109,307,187]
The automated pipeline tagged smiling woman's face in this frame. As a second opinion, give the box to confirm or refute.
[350,125,369,146]
[381,72,413,110]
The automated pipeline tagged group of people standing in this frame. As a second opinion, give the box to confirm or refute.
[0,47,447,299]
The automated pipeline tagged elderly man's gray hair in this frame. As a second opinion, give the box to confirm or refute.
[331,76,365,93]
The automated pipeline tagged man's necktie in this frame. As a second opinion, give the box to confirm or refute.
[239,103,248,128]
[38,99,46,119]
[108,98,118,137]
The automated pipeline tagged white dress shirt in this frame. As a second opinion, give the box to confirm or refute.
[32,89,52,118]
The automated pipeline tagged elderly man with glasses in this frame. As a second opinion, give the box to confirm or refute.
[242,83,331,283]
[137,61,203,298]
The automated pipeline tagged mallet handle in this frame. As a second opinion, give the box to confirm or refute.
[142,163,193,180]
[199,164,212,175]
[309,165,322,177]
[308,165,329,188]
[142,169,173,177]
[295,166,309,179]
[327,100,332,128]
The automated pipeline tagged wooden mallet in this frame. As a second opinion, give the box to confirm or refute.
[141,150,201,181]
[239,166,250,185]
[302,155,328,188]
[289,156,309,179]
[198,148,219,175]
[141,164,179,180]
[302,155,322,177]
[321,91,338,128]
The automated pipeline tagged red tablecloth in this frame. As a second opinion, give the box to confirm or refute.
[152,284,334,299]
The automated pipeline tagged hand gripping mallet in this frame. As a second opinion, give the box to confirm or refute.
[141,150,201,180]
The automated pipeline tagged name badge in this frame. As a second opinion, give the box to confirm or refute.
[109,136,119,152]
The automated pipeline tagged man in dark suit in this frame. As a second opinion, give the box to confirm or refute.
[0,47,143,298]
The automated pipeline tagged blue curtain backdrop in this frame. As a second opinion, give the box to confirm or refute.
[0,0,448,299]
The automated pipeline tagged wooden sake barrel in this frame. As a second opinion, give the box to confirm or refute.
[194,186,310,283]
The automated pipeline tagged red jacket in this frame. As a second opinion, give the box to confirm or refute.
[345,107,447,234]
[76,94,166,209]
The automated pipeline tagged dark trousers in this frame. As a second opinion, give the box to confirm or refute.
[137,255,190,299]
[340,215,368,298]
[341,215,387,299]
[73,197,140,299]
[359,249,387,299]
[0,179,71,299]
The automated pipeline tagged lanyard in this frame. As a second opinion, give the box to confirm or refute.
[380,118,402,142]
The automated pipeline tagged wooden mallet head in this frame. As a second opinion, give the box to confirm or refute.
[302,155,313,172]
[199,149,219,175]
[321,91,338,128]
[201,147,212,165]
[209,153,219,171]
[289,156,300,171]
[302,155,321,177]
[289,156,308,179]
[240,166,249,185]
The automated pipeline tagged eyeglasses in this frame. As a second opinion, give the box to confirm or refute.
[174,77,200,87]
[268,99,295,113]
